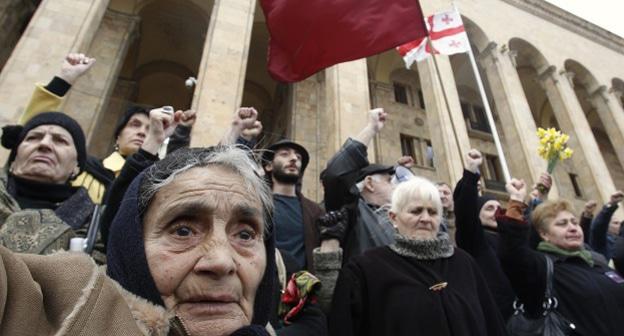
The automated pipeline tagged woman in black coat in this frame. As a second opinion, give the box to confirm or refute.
[329,176,507,336]
[498,178,624,336]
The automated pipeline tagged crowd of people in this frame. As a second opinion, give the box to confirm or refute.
[0,53,623,336]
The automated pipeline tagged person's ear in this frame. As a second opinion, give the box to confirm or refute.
[364,176,375,192]
[389,210,397,223]
[538,229,549,242]
[265,162,273,173]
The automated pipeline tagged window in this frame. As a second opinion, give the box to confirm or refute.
[483,154,505,191]
[400,134,435,169]
[569,173,583,198]
[417,89,425,109]
[393,82,410,105]
[461,101,491,133]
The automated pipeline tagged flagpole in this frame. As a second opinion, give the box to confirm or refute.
[454,6,511,182]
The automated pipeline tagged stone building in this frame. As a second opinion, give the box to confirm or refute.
[1,0,624,210]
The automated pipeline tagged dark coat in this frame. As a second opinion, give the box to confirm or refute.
[453,169,516,320]
[298,192,324,272]
[321,138,394,262]
[498,213,624,336]
[590,203,618,260]
[329,246,507,336]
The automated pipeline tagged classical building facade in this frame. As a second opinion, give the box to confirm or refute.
[1,0,624,209]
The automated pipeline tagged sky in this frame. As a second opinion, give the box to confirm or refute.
[544,0,624,37]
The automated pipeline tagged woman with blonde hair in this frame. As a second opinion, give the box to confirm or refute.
[498,179,624,336]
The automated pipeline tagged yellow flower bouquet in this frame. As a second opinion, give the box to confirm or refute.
[536,127,573,174]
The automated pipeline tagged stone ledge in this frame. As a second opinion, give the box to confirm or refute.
[500,0,624,55]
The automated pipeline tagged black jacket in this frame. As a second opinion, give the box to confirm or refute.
[498,213,624,336]
[329,246,507,336]
[321,139,394,262]
[453,169,515,320]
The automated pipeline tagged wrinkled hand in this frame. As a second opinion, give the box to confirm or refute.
[609,191,624,205]
[367,108,387,133]
[465,149,482,174]
[397,156,415,168]
[59,53,96,84]
[142,107,182,154]
[583,200,598,217]
[178,109,197,128]
[505,178,526,202]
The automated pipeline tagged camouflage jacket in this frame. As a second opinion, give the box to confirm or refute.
[0,174,95,255]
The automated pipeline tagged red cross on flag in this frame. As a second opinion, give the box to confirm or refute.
[397,9,470,68]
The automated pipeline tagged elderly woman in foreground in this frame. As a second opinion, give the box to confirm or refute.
[329,176,506,336]
[498,179,624,336]
[0,146,275,336]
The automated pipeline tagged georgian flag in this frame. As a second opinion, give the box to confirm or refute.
[397,9,470,68]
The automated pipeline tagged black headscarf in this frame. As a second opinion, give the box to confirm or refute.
[106,147,276,328]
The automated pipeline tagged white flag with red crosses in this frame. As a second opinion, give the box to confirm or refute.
[397,9,470,68]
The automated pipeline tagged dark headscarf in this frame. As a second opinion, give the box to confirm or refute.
[1,112,87,174]
[113,105,149,138]
[106,147,276,327]
[477,195,497,213]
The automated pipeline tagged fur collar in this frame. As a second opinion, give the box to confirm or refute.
[389,231,454,259]
[112,280,173,335]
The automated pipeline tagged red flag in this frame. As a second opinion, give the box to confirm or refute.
[260,0,428,82]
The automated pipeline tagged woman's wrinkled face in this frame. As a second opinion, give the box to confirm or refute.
[144,166,266,336]
[11,125,78,184]
[390,198,441,240]
[479,200,501,229]
[540,210,584,251]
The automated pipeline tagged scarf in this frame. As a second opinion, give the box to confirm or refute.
[537,241,594,267]
[389,231,454,259]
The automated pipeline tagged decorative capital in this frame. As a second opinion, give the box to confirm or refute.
[590,85,609,103]
[477,42,499,66]
[559,69,575,87]
[537,65,558,84]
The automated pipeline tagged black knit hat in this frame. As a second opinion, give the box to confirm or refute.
[262,139,310,174]
[1,112,87,174]
[477,195,498,212]
[356,163,395,182]
[113,105,149,138]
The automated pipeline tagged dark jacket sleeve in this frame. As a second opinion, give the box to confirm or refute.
[580,214,593,244]
[497,211,547,317]
[453,170,488,255]
[277,304,328,336]
[613,226,624,275]
[100,149,159,246]
[321,139,369,212]
[166,125,191,154]
[590,203,618,258]
[328,261,364,336]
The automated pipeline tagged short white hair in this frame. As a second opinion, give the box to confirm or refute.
[390,176,442,215]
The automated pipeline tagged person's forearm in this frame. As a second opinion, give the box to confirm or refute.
[353,125,376,148]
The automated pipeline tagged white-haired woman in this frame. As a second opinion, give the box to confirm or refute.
[329,177,506,336]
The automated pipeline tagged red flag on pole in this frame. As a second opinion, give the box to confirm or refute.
[259,0,428,82]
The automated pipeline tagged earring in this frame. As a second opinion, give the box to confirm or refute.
[114,143,119,151]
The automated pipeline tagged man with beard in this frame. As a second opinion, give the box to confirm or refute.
[262,140,324,271]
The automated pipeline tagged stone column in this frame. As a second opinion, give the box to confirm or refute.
[324,59,372,159]
[478,42,548,189]
[0,0,110,125]
[588,85,624,170]
[0,0,40,70]
[417,56,470,186]
[538,66,617,203]
[191,0,256,146]
[63,9,139,146]
[291,75,324,202]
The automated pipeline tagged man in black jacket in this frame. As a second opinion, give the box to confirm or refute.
[262,139,324,271]
[317,108,395,263]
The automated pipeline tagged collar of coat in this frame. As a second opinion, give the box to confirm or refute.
[389,231,454,260]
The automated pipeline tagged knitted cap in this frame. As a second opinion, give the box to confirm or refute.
[2,112,86,174]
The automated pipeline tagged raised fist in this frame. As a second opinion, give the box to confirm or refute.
[465,149,482,174]
[367,108,388,132]
[59,53,96,84]
[609,191,624,206]
[505,178,526,202]
[583,200,598,217]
